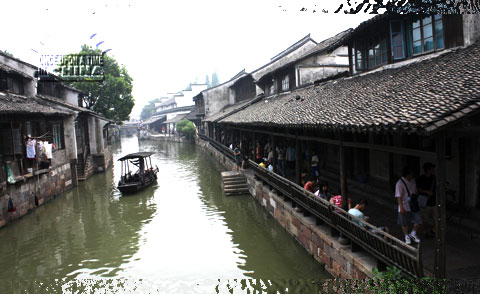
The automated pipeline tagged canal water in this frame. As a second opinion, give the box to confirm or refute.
[0,136,329,292]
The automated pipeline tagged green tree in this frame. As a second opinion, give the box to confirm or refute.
[140,98,162,121]
[0,50,14,57]
[59,45,134,123]
[205,75,211,87]
[176,119,196,140]
[211,72,219,86]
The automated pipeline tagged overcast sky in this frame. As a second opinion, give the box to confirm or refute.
[2,0,374,119]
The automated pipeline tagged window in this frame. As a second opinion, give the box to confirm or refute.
[411,15,444,55]
[0,71,7,91]
[434,15,445,50]
[390,20,405,60]
[355,35,387,71]
[52,124,64,149]
[355,41,366,70]
[7,77,23,95]
[281,75,289,91]
[367,36,388,69]
[0,124,22,155]
[265,81,275,95]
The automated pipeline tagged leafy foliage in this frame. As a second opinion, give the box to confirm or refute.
[211,72,219,87]
[204,75,210,87]
[176,119,196,139]
[371,266,446,294]
[140,98,162,121]
[0,50,14,57]
[372,266,402,280]
[62,45,134,123]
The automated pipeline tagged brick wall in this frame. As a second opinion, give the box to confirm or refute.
[0,163,73,228]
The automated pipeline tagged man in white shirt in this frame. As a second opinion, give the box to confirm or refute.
[395,167,422,245]
[348,199,390,238]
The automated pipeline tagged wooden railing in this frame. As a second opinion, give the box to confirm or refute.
[198,134,424,278]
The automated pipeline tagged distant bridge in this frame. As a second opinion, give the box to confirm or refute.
[119,122,139,136]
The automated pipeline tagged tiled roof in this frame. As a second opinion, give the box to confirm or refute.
[37,94,113,122]
[164,113,188,124]
[156,97,176,108]
[270,34,316,62]
[0,92,72,116]
[254,31,350,84]
[0,63,34,80]
[303,29,352,58]
[220,42,480,134]
[37,94,94,114]
[184,109,199,121]
[204,96,262,123]
[143,115,166,125]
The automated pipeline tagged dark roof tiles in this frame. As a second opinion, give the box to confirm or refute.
[0,92,72,116]
[220,42,480,134]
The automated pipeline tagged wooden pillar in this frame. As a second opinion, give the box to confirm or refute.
[434,132,447,278]
[252,131,256,160]
[239,130,243,155]
[271,135,277,173]
[295,135,301,185]
[339,139,349,210]
[458,138,466,208]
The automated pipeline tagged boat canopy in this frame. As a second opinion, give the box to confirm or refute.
[118,152,155,161]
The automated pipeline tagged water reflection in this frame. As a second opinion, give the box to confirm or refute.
[0,136,328,289]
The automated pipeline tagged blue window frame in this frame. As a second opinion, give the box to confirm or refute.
[390,20,405,60]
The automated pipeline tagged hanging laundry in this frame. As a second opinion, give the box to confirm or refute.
[7,197,16,212]
[26,138,36,159]
[5,163,15,184]
[44,142,53,159]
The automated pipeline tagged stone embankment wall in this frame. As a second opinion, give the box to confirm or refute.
[145,135,192,144]
[197,138,376,279]
[0,163,72,228]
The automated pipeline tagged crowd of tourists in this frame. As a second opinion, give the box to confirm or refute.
[229,138,437,245]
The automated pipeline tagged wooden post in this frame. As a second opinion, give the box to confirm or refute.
[434,132,447,278]
[252,131,256,160]
[239,130,243,155]
[340,138,349,210]
[295,135,301,185]
[458,138,465,208]
[271,135,277,173]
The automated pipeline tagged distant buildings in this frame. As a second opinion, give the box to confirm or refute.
[143,84,208,133]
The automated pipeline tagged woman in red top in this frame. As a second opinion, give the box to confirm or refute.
[304,176,316,194]
[255,142,262,164]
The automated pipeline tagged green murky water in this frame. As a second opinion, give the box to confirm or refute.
[0,136,329,292]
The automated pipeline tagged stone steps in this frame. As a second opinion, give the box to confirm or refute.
[77,155,93,181]
[221,171,250,196]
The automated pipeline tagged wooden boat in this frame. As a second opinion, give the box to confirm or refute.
[118,152,158,194]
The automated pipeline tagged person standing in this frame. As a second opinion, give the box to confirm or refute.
[395,167,422,245]
[233,144,241,172]
[276,145,286,177]
[311,151,319,177]
[255,142,263,164]
[417,162,436,238]
[286,144,296,173]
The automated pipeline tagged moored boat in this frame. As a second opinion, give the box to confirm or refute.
[118,152,158,194]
